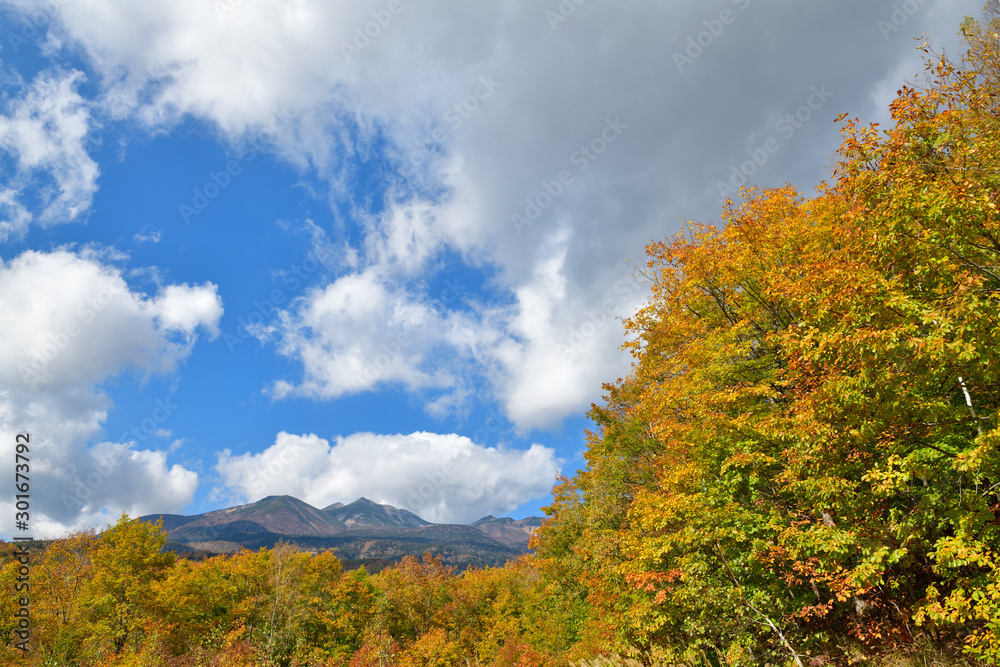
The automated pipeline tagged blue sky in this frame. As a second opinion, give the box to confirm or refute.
[0,0,984,538]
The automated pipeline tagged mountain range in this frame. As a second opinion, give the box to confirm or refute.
[140,495,543,571]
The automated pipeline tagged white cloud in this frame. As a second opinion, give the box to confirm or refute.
[0,249,220,537]
[215,430,560,524]
[265,201,501,406]
[4,0,985,434]
[490,233,645,430]
[133,227,161,244]
[268,266,484,400]
[0,68,98,239]
[365,200,446,275]
[152,282,224,340]
[269,216,642,430]
[0,250,221,389]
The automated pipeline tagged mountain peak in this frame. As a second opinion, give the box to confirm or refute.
[141,494,545,563]
[470,515,543,548]
[140,494,345,541]
[323,497,431,528]
[472,515,512,527]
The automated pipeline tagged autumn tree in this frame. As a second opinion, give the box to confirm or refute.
[84,514,176,658]
[31,530,97,665]
[374,553,456,643]
[533,5,1000,664]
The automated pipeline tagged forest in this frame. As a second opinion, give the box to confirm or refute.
[5,7,1000,667]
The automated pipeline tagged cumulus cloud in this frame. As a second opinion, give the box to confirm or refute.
[268,268,440,399]
[265,202,498,405]
[0,249,221,536]
[3,0,985,433]
[0,68,98,240]
[267,253,500,404]
[215,430,561,524]
[0,250,221,390]
[269,210,643,429]
[490,233,645,430]
[152,282,224,340]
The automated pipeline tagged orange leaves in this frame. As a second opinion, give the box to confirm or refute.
[11,8,1000,666]
[6,527,583,667]
[563,9,1000,660]
[622,189,806,465]
[622,569,683,595]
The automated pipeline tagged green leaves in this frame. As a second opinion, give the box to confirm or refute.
[528,7,1000,663]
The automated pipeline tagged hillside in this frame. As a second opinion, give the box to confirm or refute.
[471,515,543,548]
[143,495,345,543]
[322,496,430,528]
[140,496,539,569]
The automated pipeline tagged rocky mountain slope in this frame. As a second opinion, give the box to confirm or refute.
[323,497,430,528]
[470,515,543,548]
[140,496,543,570]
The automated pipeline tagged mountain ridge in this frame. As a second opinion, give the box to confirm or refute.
[322,496,430,528]
[140,496,543,570]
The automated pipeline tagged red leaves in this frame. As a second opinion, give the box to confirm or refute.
[554,8,1000,661]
